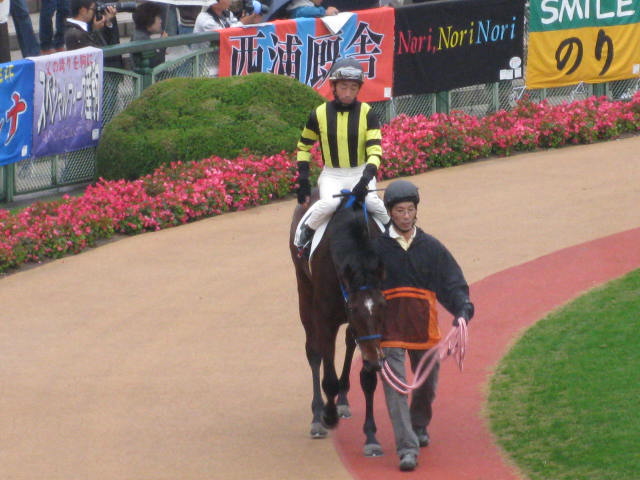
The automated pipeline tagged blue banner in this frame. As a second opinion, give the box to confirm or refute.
[0,59,34,166]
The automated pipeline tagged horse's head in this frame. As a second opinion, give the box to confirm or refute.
[341,262,386,372]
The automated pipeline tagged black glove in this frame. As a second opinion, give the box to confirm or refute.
[297,178,310,204]
[352,163,377,202]
[453,316,468,327]
[297,161,310,204]
[453,301,474,326]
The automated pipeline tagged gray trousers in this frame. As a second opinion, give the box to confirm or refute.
[382,347,440,457]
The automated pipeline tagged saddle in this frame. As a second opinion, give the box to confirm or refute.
[294,191,385,264]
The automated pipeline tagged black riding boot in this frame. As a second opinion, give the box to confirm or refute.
[298,225,315,249]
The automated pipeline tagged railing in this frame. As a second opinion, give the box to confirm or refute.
[1,29,639,205]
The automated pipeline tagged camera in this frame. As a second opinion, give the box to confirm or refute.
[96,1,138,15]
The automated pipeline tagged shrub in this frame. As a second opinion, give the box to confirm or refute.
[96,73,325,180]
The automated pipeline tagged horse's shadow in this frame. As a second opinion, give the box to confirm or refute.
[290,189,386,456]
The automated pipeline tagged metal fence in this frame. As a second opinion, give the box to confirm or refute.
[2,27,639,205]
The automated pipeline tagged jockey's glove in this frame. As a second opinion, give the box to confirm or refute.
[298,178,310,204]
[297,161,311,204]
[352,163,378,202]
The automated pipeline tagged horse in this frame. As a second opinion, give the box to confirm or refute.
[289,189,386,456]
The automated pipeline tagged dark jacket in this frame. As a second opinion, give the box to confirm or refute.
[374,227,474,350]
[64,19,123,68]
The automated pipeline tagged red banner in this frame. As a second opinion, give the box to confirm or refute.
[219,8,395,103]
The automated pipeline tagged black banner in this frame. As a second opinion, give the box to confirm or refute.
[393,0,525,96]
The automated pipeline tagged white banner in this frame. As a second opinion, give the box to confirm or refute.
[30,47,104,157]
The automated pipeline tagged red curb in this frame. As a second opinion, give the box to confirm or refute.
[333,227,640,480]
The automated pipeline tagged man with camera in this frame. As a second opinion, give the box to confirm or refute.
[65,0,123,67]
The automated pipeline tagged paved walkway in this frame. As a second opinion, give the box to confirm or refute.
[1,136,639,479]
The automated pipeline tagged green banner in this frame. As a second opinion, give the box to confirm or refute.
[529,0,640,31]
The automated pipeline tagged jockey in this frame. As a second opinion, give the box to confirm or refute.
[373,179,474,472]
[294,58,390,249]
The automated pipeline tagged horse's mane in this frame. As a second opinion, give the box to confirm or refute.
[329,205,383,290]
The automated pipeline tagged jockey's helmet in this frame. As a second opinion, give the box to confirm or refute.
[329,58,365,84]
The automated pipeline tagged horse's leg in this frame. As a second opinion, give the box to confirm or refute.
[306,345,328,438]
[361,366,383,457]
[293,258,328,439]
[336,326,356,419]
[317,322,341,429]
[321,352,340,429]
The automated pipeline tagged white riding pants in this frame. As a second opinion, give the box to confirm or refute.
[305,165,390,230]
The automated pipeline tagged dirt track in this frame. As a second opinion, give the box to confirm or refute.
[1,137,639,479]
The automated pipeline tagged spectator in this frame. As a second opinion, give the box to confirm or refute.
[10,0,40,57]
[177,4,200,34]
[40,0,70,54]
[64,0,122,67]
[193,0,262,33]
[192,0,262,60]
[131,1,167,69]
[286,0,338,18]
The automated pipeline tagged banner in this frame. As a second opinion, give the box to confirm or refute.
[218,8,395,102]
[0,60,34,166]
[31,47,103,158]
[527,0,640,88]
[393,0,525,96]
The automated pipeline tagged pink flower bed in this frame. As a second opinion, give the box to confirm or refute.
[2,94,640,273]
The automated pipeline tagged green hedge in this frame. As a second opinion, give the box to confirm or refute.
[96,73,325,180]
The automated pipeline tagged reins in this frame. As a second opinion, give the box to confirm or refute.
[381,318,469,395]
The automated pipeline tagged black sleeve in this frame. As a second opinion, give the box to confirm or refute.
[434,241,474,321]
[101,18,120,46]
[366,107,381,130]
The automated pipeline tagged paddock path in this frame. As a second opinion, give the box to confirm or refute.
[1,137,639,480]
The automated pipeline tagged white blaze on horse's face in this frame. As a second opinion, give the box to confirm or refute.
[364,296,374,316]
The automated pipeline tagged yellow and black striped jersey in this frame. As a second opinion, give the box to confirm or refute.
[296,100,382,168]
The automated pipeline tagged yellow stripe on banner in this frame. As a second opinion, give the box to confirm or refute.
[526,23,640,89]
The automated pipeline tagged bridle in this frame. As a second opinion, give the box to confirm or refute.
[340,283,382,344]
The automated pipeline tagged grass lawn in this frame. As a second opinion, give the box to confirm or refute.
[487,268,640,480]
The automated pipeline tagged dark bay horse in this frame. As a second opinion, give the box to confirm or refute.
[289,190,386,456]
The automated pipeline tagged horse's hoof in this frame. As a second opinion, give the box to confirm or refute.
[363,443,384,457]
[322,406,339,429]
[310,422,328,439]
[322,414,339,429]
[337,404,352,418]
